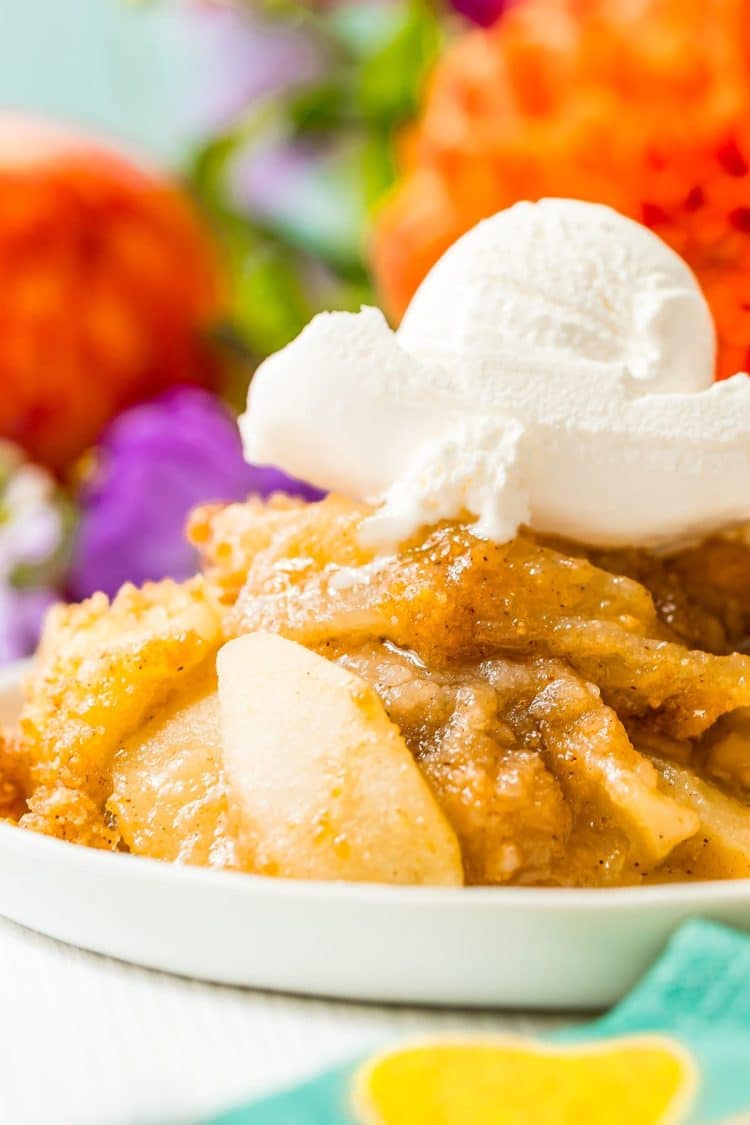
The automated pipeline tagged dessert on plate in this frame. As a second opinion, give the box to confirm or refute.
[7,198,750,889]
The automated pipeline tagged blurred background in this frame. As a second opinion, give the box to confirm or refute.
[1,0,749,663]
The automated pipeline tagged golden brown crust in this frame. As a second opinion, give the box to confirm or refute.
[20,577,223,818]
[20,786,119,850]
[0,730,31,822]
[188,494,371,606]
[229,517,750,738]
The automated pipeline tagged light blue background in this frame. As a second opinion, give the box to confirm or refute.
[0,0,195,164]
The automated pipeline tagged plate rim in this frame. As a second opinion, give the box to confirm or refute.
[3,819,750,912]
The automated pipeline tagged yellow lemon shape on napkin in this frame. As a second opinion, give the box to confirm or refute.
[353,1035,697,1125]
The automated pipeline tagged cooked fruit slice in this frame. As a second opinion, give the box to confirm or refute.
[337,641,573,886]
[550,622,750,738]
[652,759,750,879]
[108,662,235,868]
[701,709,750,792]
[217,632,464,884]
[352,1036,696,1125]
[527,669,700,866]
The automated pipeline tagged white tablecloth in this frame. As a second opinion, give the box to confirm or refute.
[0,917,582,1125]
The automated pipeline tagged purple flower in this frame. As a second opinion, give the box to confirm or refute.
[69,388,323,601]
[177,3,326,136]
[450,0,512,27]
[229,139,323,229]
[227,135,364,270]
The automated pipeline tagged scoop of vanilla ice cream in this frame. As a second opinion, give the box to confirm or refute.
[240,198,750,550]
[399,199,715,395]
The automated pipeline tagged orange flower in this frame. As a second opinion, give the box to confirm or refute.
[0,115,223,470]
[373,0,750,380]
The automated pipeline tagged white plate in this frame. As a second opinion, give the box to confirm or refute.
[3,661,750,1010]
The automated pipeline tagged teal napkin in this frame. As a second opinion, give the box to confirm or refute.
[205,919,750,1124]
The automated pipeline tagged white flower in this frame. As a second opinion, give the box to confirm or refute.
[0,444,62,583]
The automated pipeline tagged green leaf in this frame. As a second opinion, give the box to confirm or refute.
[354,0,441,124]
[286,81,349,133]
[229,238,314,358]
[182,1,440,367]
[360,129,397,208]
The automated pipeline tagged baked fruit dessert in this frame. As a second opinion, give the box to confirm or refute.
[4,493,750,888]
[6,200,750,888]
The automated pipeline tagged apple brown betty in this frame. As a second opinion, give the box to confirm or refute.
[6,492,750,887]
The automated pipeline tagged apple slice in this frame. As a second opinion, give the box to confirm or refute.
[109,663,234,868]
[217,632,463,885]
